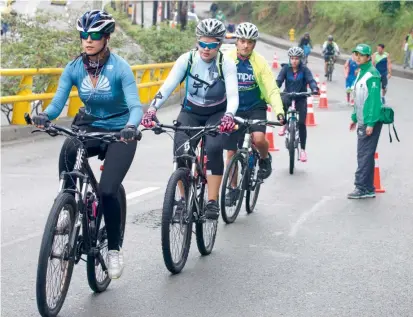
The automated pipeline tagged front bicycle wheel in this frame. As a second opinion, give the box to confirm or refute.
[288,123,296,175]
[161,168,193,274]
[246,150,261,214]
[36,193,77,317]
[195,178,218,255]
[220,152,246,224]
[86,184,127,292]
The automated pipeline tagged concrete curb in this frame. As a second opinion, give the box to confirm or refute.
[1,90,184,144]
[259,34,413,80]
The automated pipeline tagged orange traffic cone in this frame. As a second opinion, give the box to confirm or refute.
[266,105,279,151]
[305,95,317,126]
[374,152,385,193]
[272,53,279,69]
[318,82,328,109]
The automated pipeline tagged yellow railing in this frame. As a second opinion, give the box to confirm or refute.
[0,63,180,125]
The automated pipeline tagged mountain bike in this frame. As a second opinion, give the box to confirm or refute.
[220,117,281,224]
[280,92,312,175]
[24,113,141,317]
[143,120,219,274]
[326,56,335,82]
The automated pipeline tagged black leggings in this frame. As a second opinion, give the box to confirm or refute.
[282,96,308,150]
[174,110,225,175]
[58,126,137,251]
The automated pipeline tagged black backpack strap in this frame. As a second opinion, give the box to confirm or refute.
[392,124,400,142]
[180,49,195,84]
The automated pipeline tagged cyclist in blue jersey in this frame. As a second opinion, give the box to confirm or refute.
[33,10,142,279]
[372,44,392,104]
[344,52,359,105]
[141,18,239,221]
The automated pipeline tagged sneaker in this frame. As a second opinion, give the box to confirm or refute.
[347,188,376,199]
[278,125,287,136]
[107,250,124,279]
[225,188,241,207]
[119,248,124,268]
[299,150,307,162]
[258,156,272,179]
[172,198,186,222]
[205,200,220,220]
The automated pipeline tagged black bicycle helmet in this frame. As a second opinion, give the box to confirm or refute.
[77,10,115,34]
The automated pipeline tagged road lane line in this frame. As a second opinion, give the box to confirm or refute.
[288,196,334,237]
[126,187,160,200]
[1,187,161,248]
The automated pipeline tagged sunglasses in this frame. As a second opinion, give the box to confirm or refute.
[80,31,105,41]
[198,41,220,50]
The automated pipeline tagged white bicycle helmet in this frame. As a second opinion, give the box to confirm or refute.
[196,18,226,41]
[235,22,259,40]
[288,47,304,58]
[77,10,115,34]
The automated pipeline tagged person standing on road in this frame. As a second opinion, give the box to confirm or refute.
[32,10,142,279]
[405,28,413,69]
[344,52,359,106]
[141,18,239,221]
[276,47,319,162]
[372,44,392,105]
[349,44,383,199]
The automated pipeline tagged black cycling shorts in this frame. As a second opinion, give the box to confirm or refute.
[223,105,267,151]
[324,55,335,62]
[381,74,388,90]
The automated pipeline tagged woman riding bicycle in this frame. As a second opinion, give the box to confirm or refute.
[141,18,239,221]
[276,47,319,162]
[32,10,142,279]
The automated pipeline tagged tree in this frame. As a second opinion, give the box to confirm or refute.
[379,0,401,17]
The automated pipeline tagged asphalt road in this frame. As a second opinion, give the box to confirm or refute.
[2,30,413,317]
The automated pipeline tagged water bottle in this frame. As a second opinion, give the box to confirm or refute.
[248,153,255,168]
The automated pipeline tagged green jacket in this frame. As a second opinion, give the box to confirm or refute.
[351,61,382,127]
[227,49,284,116]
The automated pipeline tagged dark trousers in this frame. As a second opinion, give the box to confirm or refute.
[354,123,383,192]
[59,126,137,250]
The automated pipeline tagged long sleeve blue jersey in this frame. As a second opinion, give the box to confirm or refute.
[44,53,143,130]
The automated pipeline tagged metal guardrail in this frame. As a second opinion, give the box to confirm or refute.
[0,63,179,125]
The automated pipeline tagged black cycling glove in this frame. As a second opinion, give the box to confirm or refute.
[33,112,50,127]
[120,124,137,141]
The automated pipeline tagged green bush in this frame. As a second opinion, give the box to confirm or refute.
[106,5,197,63]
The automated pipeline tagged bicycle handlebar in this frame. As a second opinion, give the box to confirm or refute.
[233,116,282,127]
[281,91,313,98]
[24,113,142,142]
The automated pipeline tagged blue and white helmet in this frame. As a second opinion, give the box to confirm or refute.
[76,10,115,34]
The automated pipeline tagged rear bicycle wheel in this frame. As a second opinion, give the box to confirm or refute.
[36,193,77,317]
[161,168,193,274]
[195,179,218,255]
[220,152,246,224]
[289,123,296,175]
[86,184,126,292]
[246,150,261,213]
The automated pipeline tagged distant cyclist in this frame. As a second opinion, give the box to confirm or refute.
[298,32,312,64]
[322,35,340,77]
[141,18,239,220]
[372,44,392,104]
[32,10,142,279]
[276,47,319,162]
[344,52,359,105]
[224,22,284,189]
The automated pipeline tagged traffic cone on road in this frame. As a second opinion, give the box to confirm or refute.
[374,152,385,193]
[305,95,317,126]
[272,53,279,69]
[318,82,328,109]
[266,105,279,151]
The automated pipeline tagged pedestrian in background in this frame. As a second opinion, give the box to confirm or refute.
[348,44,383,199]
[405,28,413,69]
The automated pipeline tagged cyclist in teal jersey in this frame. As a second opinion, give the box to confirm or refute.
[32,10,142,279]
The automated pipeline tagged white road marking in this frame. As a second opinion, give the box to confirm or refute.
[1,187,161,248]
[126,187,160,200]
[288,196,334,237]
